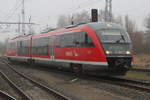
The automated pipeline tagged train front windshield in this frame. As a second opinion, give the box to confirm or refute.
[96,29,131,43]
[96,29,132,55]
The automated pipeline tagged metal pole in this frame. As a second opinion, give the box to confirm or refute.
[71,16,74,25]
[28,16,32,34]
[105,0,108,22]
[18,15,21,34]
[109,0,112,22]
[22,0,25,35]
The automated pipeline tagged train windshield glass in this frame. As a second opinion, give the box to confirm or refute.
[96,29,131,43]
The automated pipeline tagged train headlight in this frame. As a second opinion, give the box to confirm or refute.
[126,51,131,54]
[106,51,110,54]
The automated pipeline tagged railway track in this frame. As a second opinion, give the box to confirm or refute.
[1,57,150,97]
[8,61,150,94]
[0,59,71,100]
[0,90,16,100]
[85,70,150,93]
[131,68,150,73]
[0,71,32,100]
[101,76,150,93]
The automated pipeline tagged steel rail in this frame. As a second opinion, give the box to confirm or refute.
[99,76,150,93]
[2,60,71,100]
[79,73,150,93]
[3,57,149,96]
[0,71,32,100]
[109,77,150,86]
[71,72,150,94]
[131,68,150,73]
[0,90,16,100]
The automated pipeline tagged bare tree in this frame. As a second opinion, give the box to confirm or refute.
[57,15,69,28]
[0,42,6,55]
[124,15,136,36]
[72,10,90,24]
[57,10,90,28]
[113,15,123,26]
[98,10,105,22]
[145,13,150,33]
[132,31,144,54]
[143,13,150,53]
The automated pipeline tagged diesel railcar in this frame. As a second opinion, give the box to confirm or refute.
[6,22,133,75]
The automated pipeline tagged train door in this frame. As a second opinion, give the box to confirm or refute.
[49,36,55,61]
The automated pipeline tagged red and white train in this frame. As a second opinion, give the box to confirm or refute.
[5,22,133,75]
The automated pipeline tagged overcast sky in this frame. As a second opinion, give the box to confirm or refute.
[0,0,150,42]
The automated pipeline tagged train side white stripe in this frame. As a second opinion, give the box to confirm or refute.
[54,59,108,66]
[6,56,108,66]
[7,56,30,59]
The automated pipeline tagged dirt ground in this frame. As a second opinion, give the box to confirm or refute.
[133,54,150,68]
[13,64,150,100]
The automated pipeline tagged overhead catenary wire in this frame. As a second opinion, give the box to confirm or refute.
[60,0,103,25]
[60,0,103,15]
[32,0,103,26]
[4,0,22,21]
[2,0,19,18]
[0,9,7,17]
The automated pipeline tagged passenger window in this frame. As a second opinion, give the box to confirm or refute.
[32,37,49,56]
[8,42,16,50]
[59,33,74,48]
[57,31,94,48]
[55,36,60,48]
[17,40,29,55]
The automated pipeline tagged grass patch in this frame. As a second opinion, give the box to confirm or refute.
[123,71,150,81]
[133,54,150,68]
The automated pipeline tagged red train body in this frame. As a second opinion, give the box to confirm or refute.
[5,22,133,75]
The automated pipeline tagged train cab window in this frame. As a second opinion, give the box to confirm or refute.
[32,37,49,55]
[7,42,16,50]
[74,32,94,47]
[7,43,10,50]
[96,29,131,43]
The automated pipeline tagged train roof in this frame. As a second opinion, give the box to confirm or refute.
[9,22,123,42]
[40,22,122,34]
[87,22,122,31]
[8,34,32,42]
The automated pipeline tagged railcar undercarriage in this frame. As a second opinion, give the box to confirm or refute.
[107,57,132,75]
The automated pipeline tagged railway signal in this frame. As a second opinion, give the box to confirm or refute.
[91,9,98,22]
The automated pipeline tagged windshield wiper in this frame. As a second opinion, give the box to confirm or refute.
[115,34,126,43]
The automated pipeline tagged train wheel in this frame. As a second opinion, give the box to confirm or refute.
[71,64,83,76]
[27,59,35,65]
